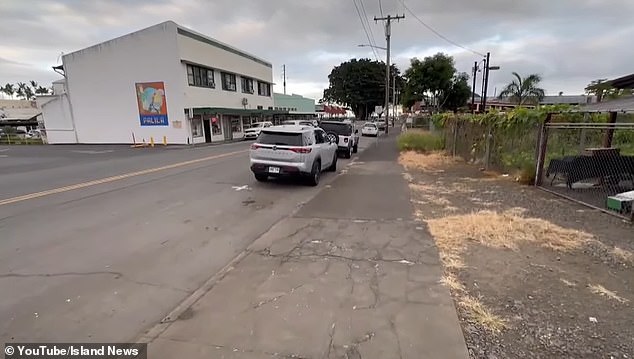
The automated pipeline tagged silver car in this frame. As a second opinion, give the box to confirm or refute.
[243,121,273,140]
[249,125,338,186]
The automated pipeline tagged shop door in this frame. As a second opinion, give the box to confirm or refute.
[222,117,233,141]
[203,119,212,143]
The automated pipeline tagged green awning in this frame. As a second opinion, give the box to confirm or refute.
[192,107,288,116]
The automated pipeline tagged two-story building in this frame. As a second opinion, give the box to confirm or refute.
[39,21,281,144]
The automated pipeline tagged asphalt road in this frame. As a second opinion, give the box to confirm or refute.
[0,131,378,343]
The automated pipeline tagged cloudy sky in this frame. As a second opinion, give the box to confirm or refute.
[1,0,633,100]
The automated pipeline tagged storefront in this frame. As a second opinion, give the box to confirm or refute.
[190,108,288,144]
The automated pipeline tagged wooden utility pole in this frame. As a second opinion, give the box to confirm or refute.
[282,64,286,95]
[374,14,404,134]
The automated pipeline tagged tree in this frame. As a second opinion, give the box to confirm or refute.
[323,58,399,120]
[444,72,471,112]
[585,79,634,102]
[498,72,545,105]
[401,53,468,113]
[1,84,15,99]
[35,86,50,95]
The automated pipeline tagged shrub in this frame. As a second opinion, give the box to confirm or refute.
[398,131,444,153]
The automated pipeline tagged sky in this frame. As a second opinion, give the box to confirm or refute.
[1,0,633,101]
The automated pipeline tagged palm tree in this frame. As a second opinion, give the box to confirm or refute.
[498,72,545,106]
[1,84,15,99]
[16,82,27,99]
[35,86,50,95]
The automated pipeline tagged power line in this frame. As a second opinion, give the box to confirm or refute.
[378,0,384,18]
[351,0,379,61]
[397,0,485,57]
[358,0,380,55]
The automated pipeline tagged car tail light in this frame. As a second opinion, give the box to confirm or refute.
[344,138,348,143]
[251,143,262,150]
[290,147,312,154]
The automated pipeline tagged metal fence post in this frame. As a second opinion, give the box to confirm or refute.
[535,113,552,186]
[484,125,492,170]
[452,120,458,157]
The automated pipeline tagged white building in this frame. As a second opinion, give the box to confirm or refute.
[39,21,279,144]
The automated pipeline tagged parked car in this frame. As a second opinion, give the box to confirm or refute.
[319,120,359,158]
[282,120,315,127]
[361,122,379,137]
[27,129,43,139]
[375,119,387,131]
[249,125,338,186]
[243,121,273,140]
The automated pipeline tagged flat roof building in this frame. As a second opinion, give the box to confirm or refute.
[40,21,281,144]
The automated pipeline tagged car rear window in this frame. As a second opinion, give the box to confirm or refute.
[258,131,303,146]
[364,123,377,128]
[320,123,352,136]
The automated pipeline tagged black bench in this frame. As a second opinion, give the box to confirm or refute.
[546,155,634,189]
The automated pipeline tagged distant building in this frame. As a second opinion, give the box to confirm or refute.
[315,104,347,118]
[468,93,597,112]
[273,93,316,121]
[0,99,40,129]
[39,21,281,144]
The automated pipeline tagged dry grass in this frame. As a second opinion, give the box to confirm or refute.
[440,274,465,292]
[399,151,458,173]
[459,295,507,333]
[588,284,629,303]
[425,208,593,255]
[440,252,466,270]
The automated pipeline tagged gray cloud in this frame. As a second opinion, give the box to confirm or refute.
[1,0,633,100]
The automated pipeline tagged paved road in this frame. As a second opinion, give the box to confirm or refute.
[0,133,377,343]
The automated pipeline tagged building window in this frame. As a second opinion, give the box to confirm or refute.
[221,72,237,91]
[191,116,203,137]
[211,117,222,135]
[241,77,254,94]
[187,64,215,88]
[258,81,271,96]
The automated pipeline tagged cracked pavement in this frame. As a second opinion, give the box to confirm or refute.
[148,132,469,358]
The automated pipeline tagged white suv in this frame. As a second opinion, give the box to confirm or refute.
[319,121,360,158]
[243,121,273,140]
[250,125,338,186]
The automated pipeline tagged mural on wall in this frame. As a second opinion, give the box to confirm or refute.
[135,82,169,126]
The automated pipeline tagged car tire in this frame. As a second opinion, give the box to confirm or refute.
[254,174,268,182]
[353,143,358,153]
[327,152,337,172]
[344,147,352,159]
[308,160,321,186]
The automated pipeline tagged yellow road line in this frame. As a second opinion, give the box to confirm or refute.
[0,149,247,206]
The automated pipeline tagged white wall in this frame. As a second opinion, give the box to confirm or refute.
[38,94,77,144]
[177,33,274,110]
[63,21,190,144]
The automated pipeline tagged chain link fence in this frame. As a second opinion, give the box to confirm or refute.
[536,113,634,220]
[442,116,540,176]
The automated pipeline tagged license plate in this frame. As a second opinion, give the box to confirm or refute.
[268,166,280,174]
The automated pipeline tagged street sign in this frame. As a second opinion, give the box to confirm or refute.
[374,106,383,114]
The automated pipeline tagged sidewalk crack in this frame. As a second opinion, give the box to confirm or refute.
[251,284,304,310]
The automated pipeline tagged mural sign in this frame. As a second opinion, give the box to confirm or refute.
[135,82,169,126]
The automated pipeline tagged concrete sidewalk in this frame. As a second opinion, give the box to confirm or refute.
[146,131,469,358]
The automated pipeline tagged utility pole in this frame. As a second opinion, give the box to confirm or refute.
[471,61,478,114]
[374,14,404,134]
[282,64,286,95]
[392,73,397,127]
[481,52,491,113]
